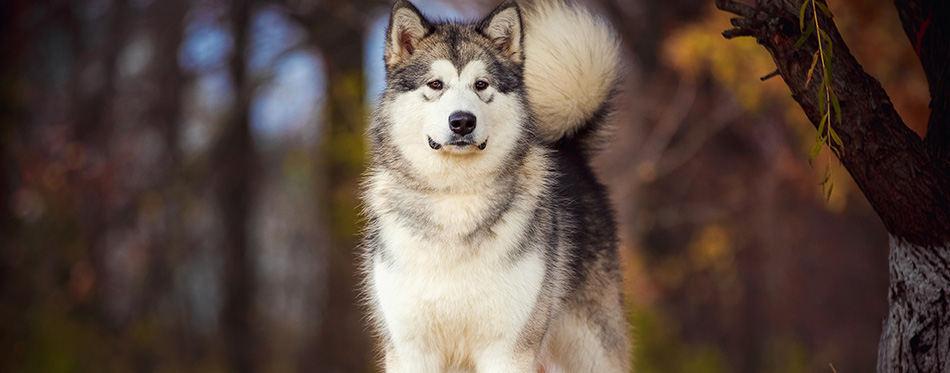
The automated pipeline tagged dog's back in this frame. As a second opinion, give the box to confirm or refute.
[362,1,629,371]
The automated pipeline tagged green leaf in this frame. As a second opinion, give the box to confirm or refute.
[822,56,833,84]
[830,89,841,123]
[817,111,828,135]
[799,0,810,31]
[809,141,823,164]
[826,182,834,201]
[830,126,843,147]
[816,1,831,17]
[817,84,827,116]
[805,51,820,87]
[794,24,815,48]
[821,163,831,184]
[818,29,833,56]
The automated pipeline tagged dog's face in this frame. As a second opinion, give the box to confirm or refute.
[376,1,531,188]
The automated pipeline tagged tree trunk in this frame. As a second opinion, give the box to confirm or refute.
[216,0,259,371]
[879,237,950,372]
[292,0,376,370]
[714,0,950,371]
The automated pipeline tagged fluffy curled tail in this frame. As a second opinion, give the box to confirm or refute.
[522,1,621,144]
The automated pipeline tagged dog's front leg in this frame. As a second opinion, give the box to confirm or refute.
[383,342,443,373]
[473,343,539,373]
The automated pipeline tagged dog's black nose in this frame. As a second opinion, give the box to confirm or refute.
[449,111,476,136]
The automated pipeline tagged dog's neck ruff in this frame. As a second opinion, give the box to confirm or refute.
[365,145,552,251]
[379,150,521,195]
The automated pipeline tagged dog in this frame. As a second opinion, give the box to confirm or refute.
[360,0,629,371]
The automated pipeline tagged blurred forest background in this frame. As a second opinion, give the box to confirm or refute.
[0,0,931,371]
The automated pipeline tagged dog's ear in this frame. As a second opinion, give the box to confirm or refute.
[478,1,523,63]
[385,0,432,67]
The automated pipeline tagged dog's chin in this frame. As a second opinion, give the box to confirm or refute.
[428,136,488,154]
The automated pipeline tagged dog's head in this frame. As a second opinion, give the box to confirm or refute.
[375,0,532,188]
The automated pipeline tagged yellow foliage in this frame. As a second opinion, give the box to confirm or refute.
[689,224,734,275]
[663,6,785,112]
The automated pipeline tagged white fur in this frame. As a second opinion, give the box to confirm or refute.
[372,250,544,371]
[523,1,621,142]
[365,147,553,372]
[387,59,526,191]
[546,312,622,372]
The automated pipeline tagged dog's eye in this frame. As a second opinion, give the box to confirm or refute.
[474,80,489,91]
[427,80,443,90]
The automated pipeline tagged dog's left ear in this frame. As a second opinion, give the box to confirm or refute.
[478,1,523,63]
[386,0,433,67]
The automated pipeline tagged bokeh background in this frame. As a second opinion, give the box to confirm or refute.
[0,0,931,371]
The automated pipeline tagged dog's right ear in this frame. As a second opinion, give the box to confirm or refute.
[385,0,432,67]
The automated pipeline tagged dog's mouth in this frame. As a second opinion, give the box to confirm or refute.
[428,136,488,151]
[427,136,443,150]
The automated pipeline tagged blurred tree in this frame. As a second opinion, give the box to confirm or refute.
[215,0,259,372]
[286,0,384,370]
[717,0,950,370]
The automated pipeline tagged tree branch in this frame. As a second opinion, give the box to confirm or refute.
[893,0,950,160]
[716,0,950,247]
[759,69,780,80]
[716,0,755,18]
[723,27,755,39]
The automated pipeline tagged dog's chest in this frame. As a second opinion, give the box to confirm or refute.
[371,191,546,349]
[372,247,545,349]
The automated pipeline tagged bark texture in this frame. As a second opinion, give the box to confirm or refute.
[715,0,950,371]
[880,237,950,372]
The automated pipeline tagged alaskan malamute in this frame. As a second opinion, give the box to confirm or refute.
[361,0,629,371]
